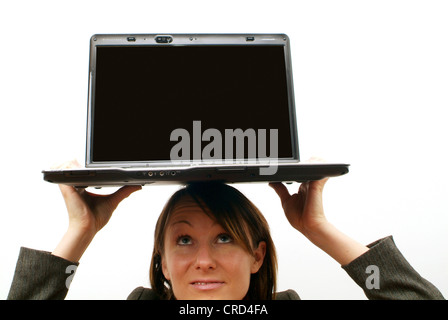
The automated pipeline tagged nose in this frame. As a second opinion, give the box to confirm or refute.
[194,243,217,271]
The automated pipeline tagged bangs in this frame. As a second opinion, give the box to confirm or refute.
[181,183,256,254]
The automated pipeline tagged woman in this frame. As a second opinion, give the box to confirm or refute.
[7,162,444,299]
[147,182,277,300]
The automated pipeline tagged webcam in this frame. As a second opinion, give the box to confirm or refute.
[155,35,173,43]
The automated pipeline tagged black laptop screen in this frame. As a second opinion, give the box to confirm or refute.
[91,45,294,162]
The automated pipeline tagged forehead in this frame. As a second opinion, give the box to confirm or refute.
[171,195,204,214]
[168,196,215,226]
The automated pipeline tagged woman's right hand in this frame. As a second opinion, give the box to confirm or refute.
[58,182,141,238]
[51,160,141,262]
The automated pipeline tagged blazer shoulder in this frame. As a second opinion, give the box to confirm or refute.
[275,289,301,300]
[127,286,160,300]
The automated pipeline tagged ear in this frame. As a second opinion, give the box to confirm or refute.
[161,255,171,281]
[251,241,267,274]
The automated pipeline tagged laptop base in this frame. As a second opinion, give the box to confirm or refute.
[43,163,349,188]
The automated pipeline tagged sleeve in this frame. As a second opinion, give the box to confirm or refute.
[342,236,444,300]
[7,247,79,300]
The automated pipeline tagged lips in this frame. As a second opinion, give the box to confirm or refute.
[190,280,225,290]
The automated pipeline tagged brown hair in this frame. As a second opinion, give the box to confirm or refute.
[150,182,277,300]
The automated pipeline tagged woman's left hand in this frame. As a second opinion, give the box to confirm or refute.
[269,178,329,239]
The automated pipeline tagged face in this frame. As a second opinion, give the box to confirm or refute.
[161,198,266,300]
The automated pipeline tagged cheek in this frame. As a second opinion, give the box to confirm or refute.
[220,249,255,299]
[222,250,252,272]
[162,251,192,281]
[162,251,199,300]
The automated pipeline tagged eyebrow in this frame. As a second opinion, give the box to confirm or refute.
[168,218,220,229]
[169,220,193,228]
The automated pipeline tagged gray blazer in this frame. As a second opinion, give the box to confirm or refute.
[7,236,444,300]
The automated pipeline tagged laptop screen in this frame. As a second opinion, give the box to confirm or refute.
[89,37,297,165]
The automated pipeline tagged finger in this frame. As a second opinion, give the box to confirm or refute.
[298,181,309,193]
[268,182,291,204]
[58,183,80,199]
[309,177,329,193]
[302,157,327,164]
[51,159,82,170]
[108,185,142,208]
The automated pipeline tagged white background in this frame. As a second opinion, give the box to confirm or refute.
[1,0,447,300]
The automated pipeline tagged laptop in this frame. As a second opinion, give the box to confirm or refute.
[42,33,349,187]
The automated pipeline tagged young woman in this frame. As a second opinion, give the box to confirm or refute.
[7,162,444,300]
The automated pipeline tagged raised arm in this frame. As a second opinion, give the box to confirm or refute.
[8,160,141,299]
[269,179,444,299]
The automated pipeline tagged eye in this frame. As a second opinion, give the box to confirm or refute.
[176,235,192,246]
[216,233,233,244]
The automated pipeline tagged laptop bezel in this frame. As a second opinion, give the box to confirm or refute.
[85,33,300,168]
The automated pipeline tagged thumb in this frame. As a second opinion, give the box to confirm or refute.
[108,185,142,209]
[269,182,291,205]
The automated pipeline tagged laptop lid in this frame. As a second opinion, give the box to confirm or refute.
[86,34,299,169]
